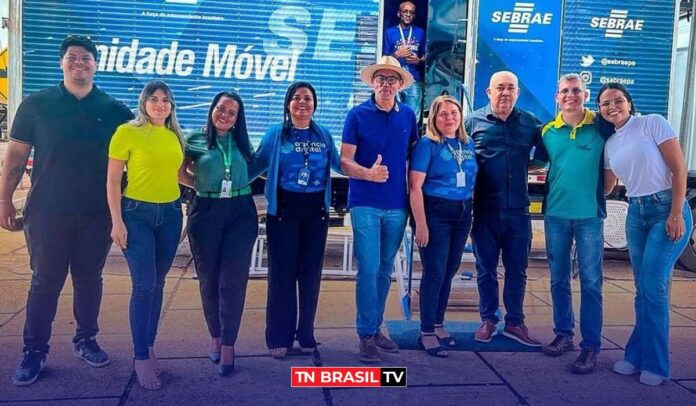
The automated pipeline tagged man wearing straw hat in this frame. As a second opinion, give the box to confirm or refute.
[341,55,419,363]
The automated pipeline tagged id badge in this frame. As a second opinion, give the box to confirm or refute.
[220,179,232,198]
[297,167,310,186]
[456,171,466,188]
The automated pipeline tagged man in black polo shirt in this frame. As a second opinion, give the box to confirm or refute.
[0,35,134,386]
[464,71,544,347]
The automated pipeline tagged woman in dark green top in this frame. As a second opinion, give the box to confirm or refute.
[179,91,257,376]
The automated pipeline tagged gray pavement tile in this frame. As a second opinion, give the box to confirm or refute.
[319,280,358,292]
[673,308,696,322]
[672,282,696,308]
[156,308,269,357]
[527,278,631,294]
[312,331,501,386]
[0,280,30,312]
[0,232,27,255]
[122,357,324,406]
[0,257,32,280]
[0,338,133,403]
[601,326,696,380]
[676,379,696,393]
[313,290,400,329]
[0,294,154,337]
[480,351,696,405]
[329,386,520,406]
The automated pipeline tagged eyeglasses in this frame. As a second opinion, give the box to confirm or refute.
[599,98,628,109]
[399,10,416,15]
[558,88,584,95]
[373,75,401,85]
[214,105,237,117]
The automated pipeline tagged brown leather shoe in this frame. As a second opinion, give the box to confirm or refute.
[374,332,399,353]
[543,335,575,357]
[359,336,381,363]
[502,324,542,347]
[474,320,498,343]
[572,348,597,374]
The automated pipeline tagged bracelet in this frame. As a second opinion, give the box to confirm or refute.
[0,199,10,203]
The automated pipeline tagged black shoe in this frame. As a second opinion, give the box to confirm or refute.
[418,333,448,358]
[218,355,235,376]
[12,350,46,386]
[572,348,597,374]
[542,335,575,357]
[74,338,110,368]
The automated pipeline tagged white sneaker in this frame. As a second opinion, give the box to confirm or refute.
[613,360,639,375]
[639,371,664,386]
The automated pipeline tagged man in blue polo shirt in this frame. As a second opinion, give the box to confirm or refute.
[464,71,543,347]
[538,73,605,374]
[341,55,418,363]
[383,1,426,122]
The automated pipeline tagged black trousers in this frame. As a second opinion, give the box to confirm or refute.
[187,195,258,346]
[265,190,328,349]
[22,212,112,353]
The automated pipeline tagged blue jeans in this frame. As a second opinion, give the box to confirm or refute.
[544,216,603,353]
[624,189,691,379]
[418,196,472,333]
[471,208,531,326]
[399,81,424,121]
[351,207,407,337]
[122,197,183,360]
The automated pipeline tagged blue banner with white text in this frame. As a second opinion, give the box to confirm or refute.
[474,0,563,122]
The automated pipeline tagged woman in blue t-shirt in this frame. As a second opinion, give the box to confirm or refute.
[409,95,478,357]
[598,83,691,385]
[251,81,342,357]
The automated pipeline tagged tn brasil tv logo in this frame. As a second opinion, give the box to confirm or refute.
[590,9,644,38]
[491,2,553,34]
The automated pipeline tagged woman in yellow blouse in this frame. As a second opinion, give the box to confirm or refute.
[106,81,184,390]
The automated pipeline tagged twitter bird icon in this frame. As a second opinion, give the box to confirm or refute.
[580,55,595,67]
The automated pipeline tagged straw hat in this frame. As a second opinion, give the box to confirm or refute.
[360,55,414,90]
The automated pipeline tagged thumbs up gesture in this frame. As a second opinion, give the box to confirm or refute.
[366,154,389,183]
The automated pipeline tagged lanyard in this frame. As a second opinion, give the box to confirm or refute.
[444,138,464,172]
[398,25,412,44]
[218,136,233,180]
[295,127,312,167]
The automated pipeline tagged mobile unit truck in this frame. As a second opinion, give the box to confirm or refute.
[7,0,696,269]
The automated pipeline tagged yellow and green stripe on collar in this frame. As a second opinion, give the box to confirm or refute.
[541,108,596,140]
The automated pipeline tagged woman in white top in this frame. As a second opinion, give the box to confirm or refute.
[599,83,692,386]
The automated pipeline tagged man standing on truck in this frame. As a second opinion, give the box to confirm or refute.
[538,73,605,374]
[465,70,543,347]
[341,55,418,363]
[383,1,426,122]
[0,35,134,386]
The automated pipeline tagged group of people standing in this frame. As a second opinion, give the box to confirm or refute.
[0,30,689,392]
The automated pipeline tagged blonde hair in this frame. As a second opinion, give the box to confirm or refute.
[129,80,184,151]
[425,95,468,143]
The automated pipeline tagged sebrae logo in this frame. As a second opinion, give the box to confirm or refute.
[590,9,644,39]
[491,2,553,34]
[165,0,198,4]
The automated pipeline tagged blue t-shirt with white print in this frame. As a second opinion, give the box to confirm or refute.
[410,136,478,201]
[279,127,329,193]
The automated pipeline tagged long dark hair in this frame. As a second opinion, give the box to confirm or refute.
[595,83,636,138]
[281,81,318,141]
[204,91,253,161]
